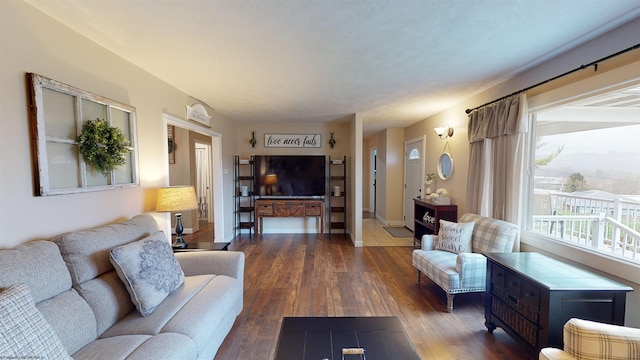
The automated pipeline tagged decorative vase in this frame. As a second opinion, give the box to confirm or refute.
[425,181,433,195]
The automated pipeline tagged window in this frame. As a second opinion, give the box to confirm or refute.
[27,73,139,196]
[528,85,640,263]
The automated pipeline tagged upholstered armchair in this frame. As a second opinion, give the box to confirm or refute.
[539,318,640,360]
[412,213,518,312]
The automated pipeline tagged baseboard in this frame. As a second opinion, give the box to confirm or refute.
[374,215,403,227]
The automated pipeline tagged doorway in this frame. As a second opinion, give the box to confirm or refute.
[194,141,213,225]
[164,113,224,243]
[403,136,425,230]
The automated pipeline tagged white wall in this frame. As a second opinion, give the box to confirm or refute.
[0,1,237,248]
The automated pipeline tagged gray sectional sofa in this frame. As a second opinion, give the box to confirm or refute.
[0,214,244,360]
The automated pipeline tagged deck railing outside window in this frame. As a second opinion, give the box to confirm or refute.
[532,193,640,262]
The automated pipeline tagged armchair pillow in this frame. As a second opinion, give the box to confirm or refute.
[435,220,475,254]
[110,231,184,316]
[0,283,72,360]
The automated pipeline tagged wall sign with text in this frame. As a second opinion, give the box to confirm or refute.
[264,133,321,148]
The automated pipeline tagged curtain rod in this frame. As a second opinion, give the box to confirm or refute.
[465,43,640,114]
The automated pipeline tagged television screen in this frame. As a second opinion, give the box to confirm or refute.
[254,155,326,197]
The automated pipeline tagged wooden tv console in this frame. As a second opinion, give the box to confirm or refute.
[255,198,324,235]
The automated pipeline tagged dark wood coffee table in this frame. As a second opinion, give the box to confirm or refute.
[274,316,420,360]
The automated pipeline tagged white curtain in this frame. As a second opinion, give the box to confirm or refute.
[195,147,211,221]
[466,93,529,249]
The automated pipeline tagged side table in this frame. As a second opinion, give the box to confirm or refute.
[172,242,230,252]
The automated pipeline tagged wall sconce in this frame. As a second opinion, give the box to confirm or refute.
[249,131,257,148]
[329,132,336,148]
[434,125,454,140]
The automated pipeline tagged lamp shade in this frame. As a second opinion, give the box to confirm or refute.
[156,186,198,212]
[265,174,278,185]
[434,125,454,139]
[434,127,447,136]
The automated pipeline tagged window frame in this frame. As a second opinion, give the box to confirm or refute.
[26,73,139,196]
[522,61,640,284]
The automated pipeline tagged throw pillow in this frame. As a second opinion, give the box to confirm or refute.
[110,231,184,316]
[435,220,476,254]
[0,283,72,360]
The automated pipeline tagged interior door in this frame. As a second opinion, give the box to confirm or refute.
[403,138,424,230]
[194,142,212,223]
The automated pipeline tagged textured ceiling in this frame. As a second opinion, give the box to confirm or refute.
[25,1,640,136]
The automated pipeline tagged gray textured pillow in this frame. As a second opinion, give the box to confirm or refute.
[110,231,184,316]
[436,220,476,254]
[0,283,72,359]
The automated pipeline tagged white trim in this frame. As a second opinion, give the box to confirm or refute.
[162,113,225,243]
[369,147,376,215]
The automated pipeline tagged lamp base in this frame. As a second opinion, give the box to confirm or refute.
[172,213,188,249]
[172,236,188,249]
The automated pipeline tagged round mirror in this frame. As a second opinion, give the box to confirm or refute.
[438,153,454,180]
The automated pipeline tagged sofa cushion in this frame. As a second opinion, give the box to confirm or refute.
[110,231,184,316]
[161,275,244,357]
[435,220,475,254]
[412,250,460,291]
[53,214,160,285]
[36,288,97,355]
[0,240,71,303]
[72,271,133,336]
[72,333,197,360]
[101,274,243,358]
[101,275,217,337]
[0,283,72,360]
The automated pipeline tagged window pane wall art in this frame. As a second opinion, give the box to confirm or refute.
[26,73,139,196]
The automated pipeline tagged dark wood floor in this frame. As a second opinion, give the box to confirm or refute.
[190,230,537,360]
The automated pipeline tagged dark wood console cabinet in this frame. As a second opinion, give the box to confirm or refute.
[485,252,632,351]
[255,198,324,235]
[413,199,457,247]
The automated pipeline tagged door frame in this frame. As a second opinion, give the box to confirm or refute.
[369,147,376,215]
[193,139,213,224]
[403,135,426,230]
[163,113,224,243]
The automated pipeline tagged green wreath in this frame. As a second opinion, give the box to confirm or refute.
[76,118,130,176]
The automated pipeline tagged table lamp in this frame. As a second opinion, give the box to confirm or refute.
[265,174,278,195]
[156,186,198,249]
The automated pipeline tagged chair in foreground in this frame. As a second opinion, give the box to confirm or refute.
[412,213,518,312]
[539,318,640,360]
